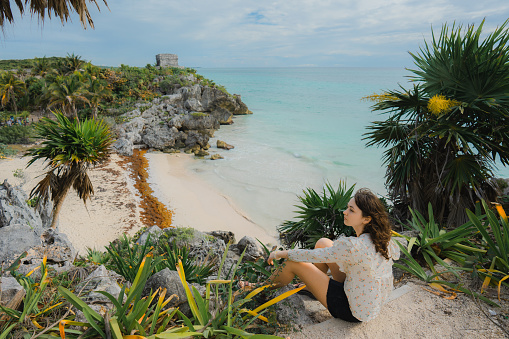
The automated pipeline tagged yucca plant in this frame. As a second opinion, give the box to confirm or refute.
[56,254,183,338]
[466,200,509,299]
[175,247,292,338]
[398,204,485,277]
[156,242,215,284]
[0,254,64,335]
[85,247,110,265]
[392,239,499,307]
[278,181,355,249]
[237,240,277,285]
[105,233,158,282]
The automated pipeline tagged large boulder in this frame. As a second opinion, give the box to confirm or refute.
[112,138,134,156]
[184,131,210,148]
[79,265,125,304]
[179,114,220,131]
[141,268,207,317]
[233,236,264,261]
[141,125,179,149]
[274,285,315,329]
[0,180,45,265]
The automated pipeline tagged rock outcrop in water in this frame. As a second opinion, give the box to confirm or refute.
[112,75,251,157]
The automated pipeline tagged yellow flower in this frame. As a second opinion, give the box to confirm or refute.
[362,92,399,103]
[428,95,460,116]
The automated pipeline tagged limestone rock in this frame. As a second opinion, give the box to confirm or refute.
[185,131,209,148]
[233,95,253,115]
[179,114,220,131]
[185,98,203,111]
[206,231,235,245]
[194,149,209,157]
[217,140,234,150]
[142,268,190,314]
[142,125,179,149]
[112,138,134,156]
[210,154,224,160]
[211,107,233,124]
[274,285,315,329]
[111,81,251,153]
[78,265,125,304]
[0,180,43,231]
[0,277,23,306]
[0,180,45,265]
[234,236,263,261]
[137,225,164,246]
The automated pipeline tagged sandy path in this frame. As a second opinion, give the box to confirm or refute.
[0,153,143,254]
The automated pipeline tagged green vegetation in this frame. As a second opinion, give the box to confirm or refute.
[0,125,34,144]
[364,20,509,226]
[0,231,296,338]
[26,112,113,229]
[278,181,356,249]
[0,55,230,128]
[392,201,509,305]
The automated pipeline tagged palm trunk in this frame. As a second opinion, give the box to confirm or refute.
[49,188,70,229]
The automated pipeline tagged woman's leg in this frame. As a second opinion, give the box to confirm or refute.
[267,260,330,308]
[313,238,346,283]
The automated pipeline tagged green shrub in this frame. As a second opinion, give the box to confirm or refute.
[278,181,356,249]
[0,125,35,144]
[155,242,215,284]
[0,143,17,157]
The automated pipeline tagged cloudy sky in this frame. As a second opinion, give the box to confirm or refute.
[1,0,509,68]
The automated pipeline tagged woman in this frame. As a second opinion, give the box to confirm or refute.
[266,188,399,322]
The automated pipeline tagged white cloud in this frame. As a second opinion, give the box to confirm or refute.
[2,0,509,67]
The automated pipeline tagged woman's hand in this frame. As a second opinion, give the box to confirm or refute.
[267,250,287,265]
[267,251,279,265]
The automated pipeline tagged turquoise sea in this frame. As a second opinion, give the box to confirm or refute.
[177,68,509,234]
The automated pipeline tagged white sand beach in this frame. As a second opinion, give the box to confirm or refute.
[0,150,277,254]
[146,152,278,246]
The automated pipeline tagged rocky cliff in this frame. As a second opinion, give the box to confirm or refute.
[112,75,252,157]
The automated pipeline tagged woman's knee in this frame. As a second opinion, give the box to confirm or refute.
[315,237,334,249]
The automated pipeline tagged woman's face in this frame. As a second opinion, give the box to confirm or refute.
[343,197,371,236]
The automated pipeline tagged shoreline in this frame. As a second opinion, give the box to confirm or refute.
[0,150,279,255]
[145,152,278,246]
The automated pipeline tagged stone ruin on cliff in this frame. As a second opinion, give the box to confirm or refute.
[156,54,180,68]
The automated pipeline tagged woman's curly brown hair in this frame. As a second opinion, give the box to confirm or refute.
[354,188,392,260]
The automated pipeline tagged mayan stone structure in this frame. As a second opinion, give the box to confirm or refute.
[156,54,179,67]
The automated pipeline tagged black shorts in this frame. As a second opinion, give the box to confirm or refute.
[326,279,361,323]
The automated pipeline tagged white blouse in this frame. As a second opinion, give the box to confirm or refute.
[287,233,400,321]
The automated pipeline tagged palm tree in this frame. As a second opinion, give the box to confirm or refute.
[85,75,111,119]
[26,111,113,229]
[65,53,86,74]
[0,71,26,113]
[44,72,90,119]
[364,20,509,226]
[32,57,52,77]
[0,0,109,29]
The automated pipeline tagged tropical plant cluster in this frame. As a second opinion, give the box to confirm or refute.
[364,20,509,227]
[278,181,356,249]
[0,229,297,338]
[392,201,509,313]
